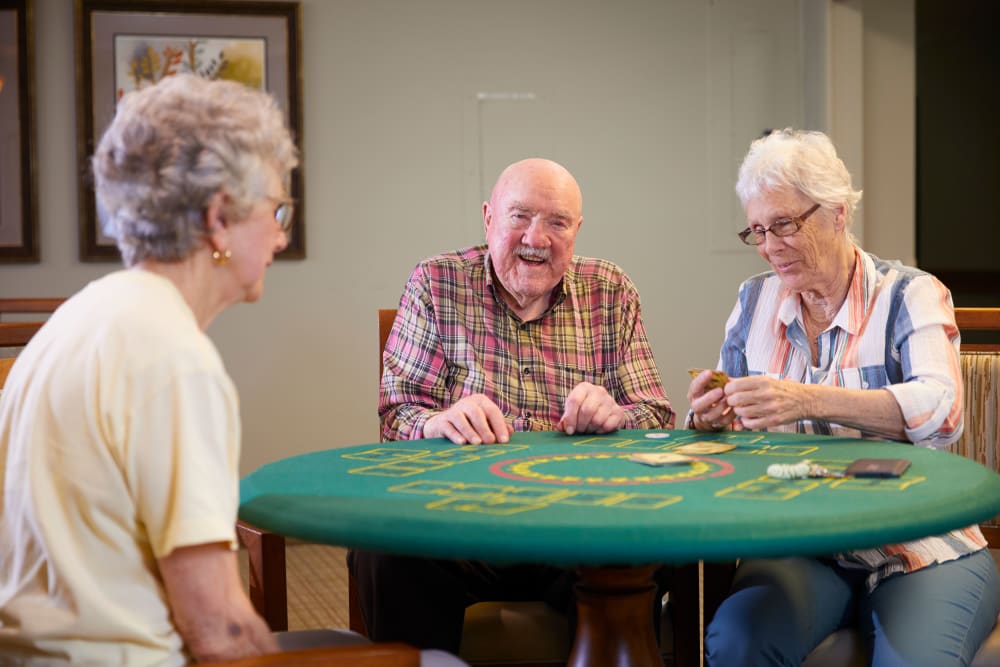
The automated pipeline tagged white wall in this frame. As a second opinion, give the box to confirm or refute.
[0,0,914,474]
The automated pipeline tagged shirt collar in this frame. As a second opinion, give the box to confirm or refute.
[776,246,873,336]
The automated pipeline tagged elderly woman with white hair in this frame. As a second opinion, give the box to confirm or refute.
[687,128,999,667]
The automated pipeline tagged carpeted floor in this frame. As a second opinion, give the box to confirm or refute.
[238,543,351,631]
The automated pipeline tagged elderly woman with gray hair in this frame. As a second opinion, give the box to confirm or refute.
[0,73,467,667]
[687,128,999,666]
[0,74,296,664]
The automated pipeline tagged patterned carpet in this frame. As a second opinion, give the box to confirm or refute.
[238,542,351,631]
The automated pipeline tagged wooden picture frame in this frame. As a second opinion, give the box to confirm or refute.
[0,0,39,262]
[74,0,304,261]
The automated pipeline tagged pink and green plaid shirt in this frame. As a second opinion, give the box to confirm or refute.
[379,245,674,441]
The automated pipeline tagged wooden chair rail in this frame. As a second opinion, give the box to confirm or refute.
[0,322,45,347]
[0,297,67,314]
[956,307,1000,331]
[0,297,66,347]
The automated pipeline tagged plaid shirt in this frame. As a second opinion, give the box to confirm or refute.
[379,244,674,441]
[700,248,984,589]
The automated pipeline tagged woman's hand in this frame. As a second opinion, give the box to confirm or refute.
[687,370,735,430]
[724,375,813,430]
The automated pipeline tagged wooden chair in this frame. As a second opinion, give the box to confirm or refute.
[949,307,1000,545]
[0,297,66,386]
[803,306,1000,667]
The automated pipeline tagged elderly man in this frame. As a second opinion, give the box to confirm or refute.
[350,158,674,652]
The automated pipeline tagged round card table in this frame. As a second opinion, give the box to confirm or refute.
[240,429,1000,667]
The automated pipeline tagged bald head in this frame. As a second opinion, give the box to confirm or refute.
[488,158,583,219]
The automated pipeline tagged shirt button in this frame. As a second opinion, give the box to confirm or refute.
[523,367,531,375]
[525,412,532,418]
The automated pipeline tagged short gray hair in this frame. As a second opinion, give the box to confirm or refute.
[736,128,862,229]
[92,73,299,266]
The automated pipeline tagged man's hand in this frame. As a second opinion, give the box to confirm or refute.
[423,393,513,445]
[557,382,625,435]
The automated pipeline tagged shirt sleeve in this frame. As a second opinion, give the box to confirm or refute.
[614,277,675,430]
[883,274,963,448]
[127,364,240,559]
[378,266,448,441]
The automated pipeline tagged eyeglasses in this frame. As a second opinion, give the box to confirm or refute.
[268,197,295,233]
[737,203,820,246]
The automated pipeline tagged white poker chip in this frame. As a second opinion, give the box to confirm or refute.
[644,432,671,439]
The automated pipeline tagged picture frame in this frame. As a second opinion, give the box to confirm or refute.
[0,0,39,262]
[74,0,304,261]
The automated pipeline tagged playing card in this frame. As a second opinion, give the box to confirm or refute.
[627,452,694,467]
[687,368,730,390]
[672,442,737,455]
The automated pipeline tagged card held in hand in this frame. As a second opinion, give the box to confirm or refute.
[687,368,730,390]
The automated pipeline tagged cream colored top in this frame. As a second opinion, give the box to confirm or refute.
[0,270,240,666]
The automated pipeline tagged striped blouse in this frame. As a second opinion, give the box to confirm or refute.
[379,244,674,442]
[710,248,985,590]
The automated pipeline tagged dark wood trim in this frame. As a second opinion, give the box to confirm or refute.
[0,297,66,314]
[955,308,1000,332]
[236,520,288,632]
[0,322,43,346]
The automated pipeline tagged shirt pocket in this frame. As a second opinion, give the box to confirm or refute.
[549,364,606,394]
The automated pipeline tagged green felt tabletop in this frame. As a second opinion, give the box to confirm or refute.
[239,429,1000,565]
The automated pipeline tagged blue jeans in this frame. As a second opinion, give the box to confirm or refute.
[706,549,1000,667]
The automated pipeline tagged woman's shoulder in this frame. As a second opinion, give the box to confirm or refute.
[80,271,220,369]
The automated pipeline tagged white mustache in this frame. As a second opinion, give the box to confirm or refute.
[516,247,550,261]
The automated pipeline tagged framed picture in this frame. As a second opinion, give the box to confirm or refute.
[74,0,304,261]
[0,0,38,262]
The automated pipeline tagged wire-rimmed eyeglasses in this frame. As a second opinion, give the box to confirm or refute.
[737,203,820,246]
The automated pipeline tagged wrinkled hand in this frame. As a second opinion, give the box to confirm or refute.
[687,369,734,430]
[557,382,625,435]
[724,375,812,430]
[423,394,513,445]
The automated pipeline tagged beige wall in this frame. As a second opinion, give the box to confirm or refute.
[0,0,914,474]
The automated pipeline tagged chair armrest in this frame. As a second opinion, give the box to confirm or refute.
[197,642,420,667]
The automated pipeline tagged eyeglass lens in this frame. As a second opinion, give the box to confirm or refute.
[275,203,294,231]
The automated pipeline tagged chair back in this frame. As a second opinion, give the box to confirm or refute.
[378,309,396,379]
[0,297,66,387]
[948,307,1000,545]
